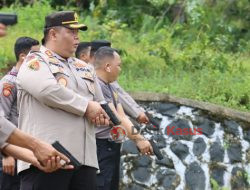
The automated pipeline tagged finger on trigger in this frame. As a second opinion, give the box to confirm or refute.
[56,150,70,163]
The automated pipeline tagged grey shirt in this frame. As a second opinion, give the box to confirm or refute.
[111,81,144,119]
[17,46,105,173]
[96,78,119,139]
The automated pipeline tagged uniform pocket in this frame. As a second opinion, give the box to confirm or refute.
[48,64,70,88]
[83,79,95,96]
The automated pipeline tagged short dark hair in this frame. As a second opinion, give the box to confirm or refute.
[75,42,91,58]
[90,40,111,58]
[41,28,49,45]
[93,46,117,69]
[14,37,39,61]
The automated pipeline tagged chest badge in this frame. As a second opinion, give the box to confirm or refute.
[57,77,68,87]
[28,59,40,71]
[2,83,14,97]
[45,50,53,57]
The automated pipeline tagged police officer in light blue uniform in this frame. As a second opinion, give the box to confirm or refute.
[0,37,39,190]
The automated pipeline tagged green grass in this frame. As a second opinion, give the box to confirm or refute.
[0,2,249,112]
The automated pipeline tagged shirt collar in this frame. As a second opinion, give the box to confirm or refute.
[97,77,109,85]
[40,45,74,63]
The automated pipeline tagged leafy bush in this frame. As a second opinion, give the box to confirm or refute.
[0,1,249,112]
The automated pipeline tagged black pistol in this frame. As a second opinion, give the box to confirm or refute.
[0,13,17,26]
[52,141,81,169]
[133,125,164,160]
[149,139,164,160]
[101,103,121,126]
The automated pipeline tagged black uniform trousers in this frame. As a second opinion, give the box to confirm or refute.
[96,139,121,190]
[19,165,97,190]
[0,158,20,190]
[1,167,20,190]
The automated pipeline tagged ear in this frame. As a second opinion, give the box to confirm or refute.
[49,28,58,41]
[19,53,27,62]
[80,53,86,60]
[105,63,111,72]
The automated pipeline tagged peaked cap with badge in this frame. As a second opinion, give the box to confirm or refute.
[45,11,87,31]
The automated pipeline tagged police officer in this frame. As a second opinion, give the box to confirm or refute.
[0,22,71,171]
[77,40,149,124]
[93,47,153,190]
[0,36,39,190]
[16,11,109,190]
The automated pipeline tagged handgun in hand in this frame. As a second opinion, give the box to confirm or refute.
[133,120,164,160]
[100,103,121,126]
[52,141,81,169]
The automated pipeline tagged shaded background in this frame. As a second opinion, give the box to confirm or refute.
[0,0,249,112]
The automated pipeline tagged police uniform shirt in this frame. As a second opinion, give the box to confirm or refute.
[0,112,16,147]
[111,81,144,119]
[16,45,104,173]
[0,67,19,127]
[0,67,19,147]
[96,78,120,139]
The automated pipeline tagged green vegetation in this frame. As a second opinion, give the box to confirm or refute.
[0,0,249,111]
[210,178,229,190]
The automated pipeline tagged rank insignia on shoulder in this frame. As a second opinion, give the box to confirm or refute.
[73,61,87,68]
[57,77,67,87]
[49,58,60,64]
[45,50,53,57]
[25,55,36,62]
[2,83,14,97]
[28,59,40,71]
